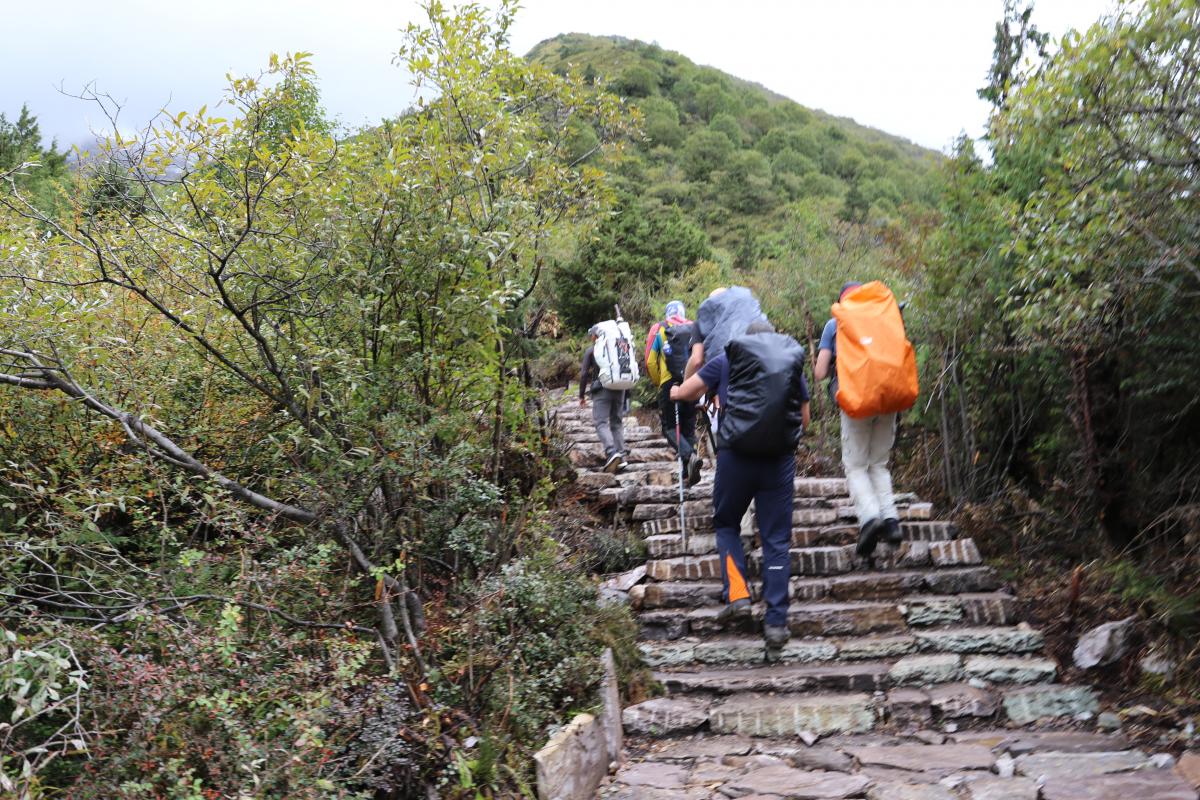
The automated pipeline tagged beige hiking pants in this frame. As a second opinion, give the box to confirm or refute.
[840,410,898,525]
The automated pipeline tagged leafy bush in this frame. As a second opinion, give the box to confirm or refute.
[555,194,711,328]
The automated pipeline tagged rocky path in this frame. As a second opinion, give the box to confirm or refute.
[552,396,1200,800]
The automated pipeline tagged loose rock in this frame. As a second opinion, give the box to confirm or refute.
[1073,615,1137,670]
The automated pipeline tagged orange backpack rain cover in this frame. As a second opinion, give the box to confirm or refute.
[832,281,918,419]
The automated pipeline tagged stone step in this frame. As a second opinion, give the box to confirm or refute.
[566,428,659,443]
[644,521,958,558]
[624,678,1094,738]
[638,624,1045,668]
[642,501,933,529]
[710,691,879,736]
[620,480,857,505]
[569,445,679,469]
[641,600,907,640]
[630,566,1003,609]
[647,545,854,580]
[645,537,985,581]
[656,660,891,695]
[637,592,1018,640]
[653,654,1056,695]
[641,513,716,535]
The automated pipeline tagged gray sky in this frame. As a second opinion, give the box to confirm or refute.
[4,0,1116,153]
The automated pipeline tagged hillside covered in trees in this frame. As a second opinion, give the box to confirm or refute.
[527,33,941,332]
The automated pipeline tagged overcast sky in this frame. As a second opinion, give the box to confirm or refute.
[4,0,1117,153]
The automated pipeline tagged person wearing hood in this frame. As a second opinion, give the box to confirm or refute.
[671,320,810,662]
[645,300,701,485]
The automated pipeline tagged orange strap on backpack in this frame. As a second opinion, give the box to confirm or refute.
[832,281,918,419]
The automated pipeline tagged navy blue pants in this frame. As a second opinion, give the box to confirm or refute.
[658,383,697,461]
[712,448,795,627]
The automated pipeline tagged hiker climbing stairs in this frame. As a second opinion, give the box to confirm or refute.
[551,394,1200,800]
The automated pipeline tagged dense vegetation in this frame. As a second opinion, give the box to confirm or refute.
[915,0,1200,665]
[0,4,643,797]
[2,0,1199,797]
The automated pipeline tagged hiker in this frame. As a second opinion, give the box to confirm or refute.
[815,281,918,561]
[684,285,769,455]
[580,312,640,473]
[671,320,810,661]
[644,300,701,485]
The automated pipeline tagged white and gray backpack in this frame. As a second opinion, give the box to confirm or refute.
[592,307,640,390]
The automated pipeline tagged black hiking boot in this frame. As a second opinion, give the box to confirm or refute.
[763,625,790,663]
[686,453,703,487]
[602,452,622,474]
[855,518,883,560]
[716,598,752,628]
[882,517,902,546]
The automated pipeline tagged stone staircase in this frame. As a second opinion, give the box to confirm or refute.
[552,396,1199,800]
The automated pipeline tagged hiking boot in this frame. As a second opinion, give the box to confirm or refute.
[715,598,752,628]
[686,453,703,487]
[882,517,902,546]
[855,518,882,559]
[602,453,622,474]
[616,453,629,472]
[763,625,790,663]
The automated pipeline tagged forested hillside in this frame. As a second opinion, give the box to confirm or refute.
[527,33,940,332]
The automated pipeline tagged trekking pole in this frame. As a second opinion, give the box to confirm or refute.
[675,399,687,552]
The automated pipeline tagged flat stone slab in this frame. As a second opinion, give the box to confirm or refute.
[847,744,996,773]
[923,566,1003,594]
[914,626,1044,655]
[1179,752,1200,789]
[603,784,713,800]
[889,654,963,685]
[963,776,1040,800]
[781,746,856,772]
[825,571,926,600]
[1002,684,1099,724]
[622,696,710,735]
[643,735,755,761]
[684,760,744,785]
[691,638,837,666]
[836,634,918,660]
[929,538,983,566]
[642,636,844,667]
[902,595,964,626]
[711,692,877,737]
[656,661,888,695]
[927,682,999,718]
[952,730,1130,754]
[1041,769,1199,800]
[867,783,956,800]
[722,764,871,798]
[1015,750,1150,781]
[610,761,689,789]
[638,581,723,609]
[785,601,906,637]
[960,593,1018,625]
[887,688,933,725]
[963,655,1057,684]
